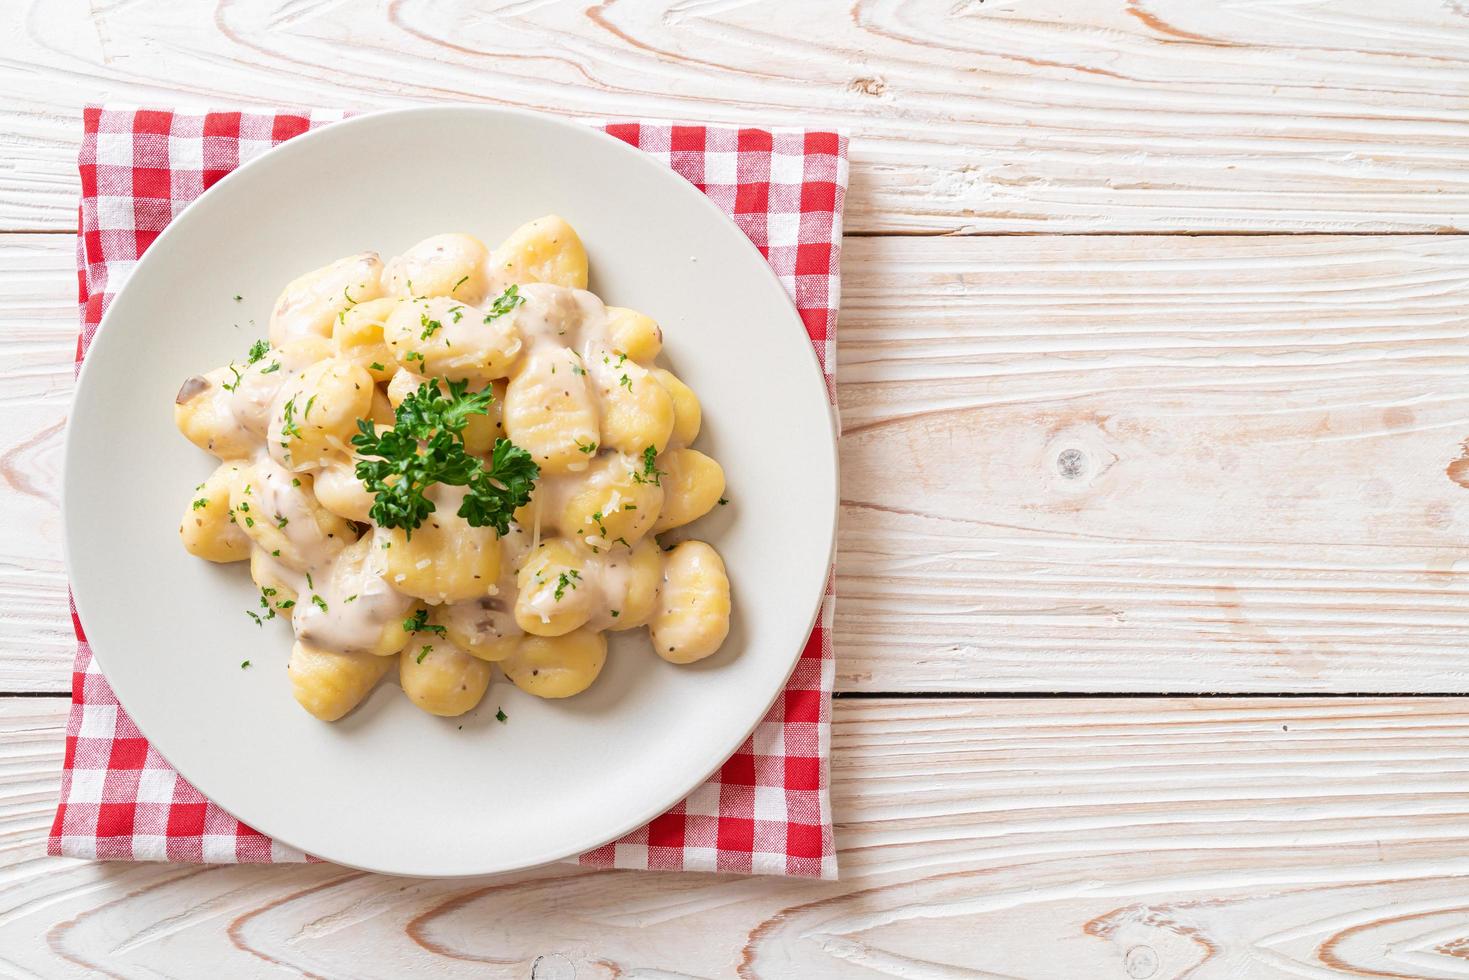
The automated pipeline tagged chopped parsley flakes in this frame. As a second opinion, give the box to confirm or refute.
[553,569,581,601]
[483,284,524,322]
[403,609,447,636]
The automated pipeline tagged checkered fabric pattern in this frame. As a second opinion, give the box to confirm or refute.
[50,106,846,879]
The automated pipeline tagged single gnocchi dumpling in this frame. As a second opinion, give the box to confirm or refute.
[603,307,662,363]
[649,540,731,664]
[649,368,701,449]
[487,215,588,290]
[269,252,385,346]
[399,638,493,717]
[515,538,593,636]
[335,297,402,383]
[382,296,523,384]
[559,451,664,551]
[501,628,607,699]
[601,537,663,630]
[293,535,416,657]
[652,448,725,533]
[230,458,357,573]
[502,348,600,475]
[587,354,674,456]
[179,462,251,562]
[312,454,375,523]
[434,594,521,662]
[174,367,256,460]
[289,639,393,722]
[382,485,501,604]
[267,357,375,471]
[384,233,491,304]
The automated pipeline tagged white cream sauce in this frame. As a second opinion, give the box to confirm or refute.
[292,533,414,655]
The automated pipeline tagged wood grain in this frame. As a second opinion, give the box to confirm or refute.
[7,695,1469,978]
[0,236,74,692]
[2,0,1469,233]
[7,233,1469,693]
[837,233,1469,692]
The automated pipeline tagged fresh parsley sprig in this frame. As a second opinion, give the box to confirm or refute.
[353,378,538,537]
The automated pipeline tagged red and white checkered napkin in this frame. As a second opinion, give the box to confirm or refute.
[49,107,846,879]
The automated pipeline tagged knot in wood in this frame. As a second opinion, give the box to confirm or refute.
[1056,447,1087,479]
[1124,945,1159,978]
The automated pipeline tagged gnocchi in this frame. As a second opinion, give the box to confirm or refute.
[175,217,732,722]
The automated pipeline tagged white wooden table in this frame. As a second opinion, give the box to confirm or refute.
[4,2,1469,976]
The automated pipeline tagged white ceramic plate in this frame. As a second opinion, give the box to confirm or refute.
[64,107,837,877]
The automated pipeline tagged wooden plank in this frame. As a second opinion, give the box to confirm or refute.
[2,1,1469,233]
[7,233,1469,693]
[0,236,74,692]
[837,233,1469,692]
[6,695,1469,977]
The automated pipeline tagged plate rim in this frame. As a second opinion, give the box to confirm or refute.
[63,104,839,876]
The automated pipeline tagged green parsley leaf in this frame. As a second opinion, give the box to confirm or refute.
[403,609,447,636]
[496,707,508,723]
[369,361,385,372]
[192,498,208,510]
[420,311,442,340]
[221,362,244,393]
[483,284,524,322]
[260,360,281,374]
[312,594,328,612]
[452,275,469,293]
[247,339,270,364]
[619,373,633,391]
[718,497,729,505]
[458,439,539,536]
[576,438,598,455]
[416,645,432,664]
[280,396,303,442]
[241,660,252,668]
